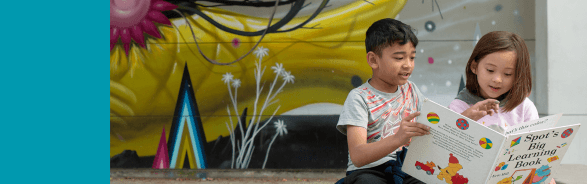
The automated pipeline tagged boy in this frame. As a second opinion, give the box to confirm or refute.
[336,18,430,184]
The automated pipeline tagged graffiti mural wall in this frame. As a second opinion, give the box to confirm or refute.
[110,0,536,169]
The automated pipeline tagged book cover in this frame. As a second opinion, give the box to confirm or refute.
[402,99,578,184]
[486,124,580,184]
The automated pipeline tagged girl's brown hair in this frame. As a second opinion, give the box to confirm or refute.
[465,31,532,112]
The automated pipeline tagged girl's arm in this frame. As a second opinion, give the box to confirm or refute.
[451,99,500,121]
[448,99,469,113]
[524,98,540,122]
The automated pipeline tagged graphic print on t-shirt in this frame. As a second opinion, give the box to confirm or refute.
[361,83,420,142]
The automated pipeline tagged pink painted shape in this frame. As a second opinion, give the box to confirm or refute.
[148,10,172,26]
[111,27,120,44]
[109,0,177,54]
[428,57,434,64]
[152,126,170,169]
[130,25,146,48]
[141,19,161,38]
[232,38,241,48]
[152,1,178,12]
[110,0,152,28]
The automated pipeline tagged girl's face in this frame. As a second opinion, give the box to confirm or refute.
[472,50,517,99]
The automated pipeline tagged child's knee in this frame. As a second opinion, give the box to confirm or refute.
[352,173,387,184]
[344,170,387,184]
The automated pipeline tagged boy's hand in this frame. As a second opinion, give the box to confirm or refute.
[462,99,500,121]
[395,112,430,145]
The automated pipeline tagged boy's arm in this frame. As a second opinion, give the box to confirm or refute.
[347,112,429,168]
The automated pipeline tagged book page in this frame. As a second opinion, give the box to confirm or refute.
[403,99,505,184]
[486,124,580,184]
[504,113,563,136]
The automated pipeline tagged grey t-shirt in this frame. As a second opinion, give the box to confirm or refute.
[336,80,425,171]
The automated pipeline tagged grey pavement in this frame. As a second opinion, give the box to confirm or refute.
[111,164,587,184]
[111,169,344,184]
[110,178,340,184]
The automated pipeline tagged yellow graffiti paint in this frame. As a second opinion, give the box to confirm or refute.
[174,121,198,169]
[110,0,407,157]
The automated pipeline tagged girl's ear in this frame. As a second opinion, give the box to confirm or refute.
[367,51,379,70]
[471,60,478,74]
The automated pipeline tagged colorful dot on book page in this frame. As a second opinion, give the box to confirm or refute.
[561,128,573,138]
[428,57,434,64]
[427,112,440,124]
[456,118,469,130]
[479,138,493,149]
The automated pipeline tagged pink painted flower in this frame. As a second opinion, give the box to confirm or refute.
[110,0,177,55]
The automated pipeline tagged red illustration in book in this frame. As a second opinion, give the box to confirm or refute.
[456,118,469,130]
[415,161,436,175]
[495,162,508,171]
[451,173,469,184]
[437,153,469,184]
[561,128,573,138]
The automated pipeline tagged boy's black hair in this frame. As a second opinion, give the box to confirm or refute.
[365,18,419,56]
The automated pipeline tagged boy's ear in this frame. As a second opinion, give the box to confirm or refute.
[471,60,478,74]
[367,51,379,70]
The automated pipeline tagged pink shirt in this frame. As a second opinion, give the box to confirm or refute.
[448,98,539,129]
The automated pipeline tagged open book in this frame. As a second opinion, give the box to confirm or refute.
[402,99,580,184]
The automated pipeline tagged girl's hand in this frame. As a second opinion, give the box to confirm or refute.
[461,99,500,121]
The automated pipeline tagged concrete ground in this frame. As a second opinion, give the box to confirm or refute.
[111,168,344,184]
[110,178,340,184]
[111,164,587,184]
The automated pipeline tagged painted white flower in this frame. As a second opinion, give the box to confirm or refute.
[282,71,295,84]
[253,46,269,58]
[232,79,241,88]
[271,63,284,75]
[222,73,234,84]
[274,119,288,136]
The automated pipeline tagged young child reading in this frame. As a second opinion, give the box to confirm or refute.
[335,18,430,184]
[449,31,539,132]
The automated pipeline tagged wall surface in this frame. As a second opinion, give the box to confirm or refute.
[535,0,587,165]
[110,0,548,169]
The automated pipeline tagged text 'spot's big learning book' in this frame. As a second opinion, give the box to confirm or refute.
[402,99,580,184]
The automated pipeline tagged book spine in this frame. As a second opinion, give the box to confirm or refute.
[484,137,508,184]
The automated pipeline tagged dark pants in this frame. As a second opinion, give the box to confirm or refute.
[335,147,425,184]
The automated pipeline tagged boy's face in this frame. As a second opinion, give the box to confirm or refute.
[368,41,416,90]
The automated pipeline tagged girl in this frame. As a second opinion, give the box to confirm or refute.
[449,31,538,130]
